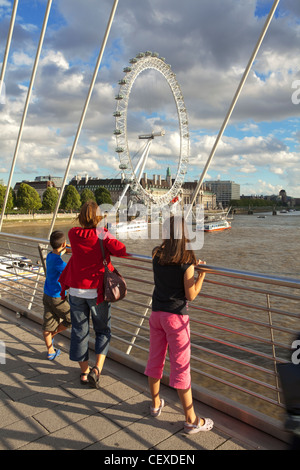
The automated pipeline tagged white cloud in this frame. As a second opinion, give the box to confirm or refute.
[0,0,299,196]
[12,51,33,66]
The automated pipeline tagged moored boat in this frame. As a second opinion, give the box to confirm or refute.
[197,219,231,232]
[0,254,37,282]
[107,219,148,234]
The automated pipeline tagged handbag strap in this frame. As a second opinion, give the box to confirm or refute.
[99,238,107,266]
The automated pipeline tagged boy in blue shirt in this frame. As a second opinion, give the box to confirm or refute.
[43,230,71,360]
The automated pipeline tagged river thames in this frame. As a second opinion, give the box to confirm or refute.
[2,211,299,279]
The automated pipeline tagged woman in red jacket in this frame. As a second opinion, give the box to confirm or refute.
[59,201,127,388]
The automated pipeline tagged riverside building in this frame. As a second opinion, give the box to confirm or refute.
[205,180,240,208]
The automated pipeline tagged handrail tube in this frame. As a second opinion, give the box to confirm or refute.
[205,278,300,301]
[111,315,149,332]
[189,365,283,407]
[124,275,154,285]
[196,293,300,318]
[191,330,287,361]
[189,316,288,348]
[111,332,149,352]
[190,354,279,392]
[192,343,276,375]
[126,288,152,297]
[112,304,151,322]
[203,265,300,289]
[0,275,44,295]
[189,304,297,335]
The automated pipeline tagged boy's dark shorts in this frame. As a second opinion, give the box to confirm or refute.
[42,293,71,332]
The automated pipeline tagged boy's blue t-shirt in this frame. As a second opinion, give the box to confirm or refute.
[44,252,67,298]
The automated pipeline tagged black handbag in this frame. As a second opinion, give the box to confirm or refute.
[99,238,127,303]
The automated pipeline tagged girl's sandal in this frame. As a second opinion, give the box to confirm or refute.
[150,398,165,417]
[80,372,90,385]
[184,416,214,434]
[47,349,61,361]
[88,366,100,388]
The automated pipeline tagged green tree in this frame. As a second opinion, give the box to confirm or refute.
[0,184,14,212]
[60,185,81,212]
[80,188,96,205]
[16,183,42,213]
[42,187,59,211]
[95,186,113,206]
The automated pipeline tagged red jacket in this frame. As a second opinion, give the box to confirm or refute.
[59,226,127,304]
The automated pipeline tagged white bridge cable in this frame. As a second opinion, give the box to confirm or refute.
[0,0,18,99]
[0,0,53,231]
[186,0,281,218]
[48,0,119,238]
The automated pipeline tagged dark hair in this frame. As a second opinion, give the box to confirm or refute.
[77,200,103,228]
[152,215,197,265]
[50,230,66,249]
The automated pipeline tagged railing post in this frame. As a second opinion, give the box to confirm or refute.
[266,293,281,404]
[126,292,153,355]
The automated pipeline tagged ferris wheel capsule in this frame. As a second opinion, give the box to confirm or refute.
[119,163,128,170]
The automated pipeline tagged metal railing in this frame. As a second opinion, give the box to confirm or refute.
[0,231,299,442]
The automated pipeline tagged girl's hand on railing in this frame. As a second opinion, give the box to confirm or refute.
[196,260,206,277]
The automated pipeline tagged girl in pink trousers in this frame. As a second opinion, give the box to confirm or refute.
[145,215,214,434]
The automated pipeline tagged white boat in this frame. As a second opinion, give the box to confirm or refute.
[0,254,37,282]
[196,206,232,232]
[107,219,148,234]
[197,219,231,232]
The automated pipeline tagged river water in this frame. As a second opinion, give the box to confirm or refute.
[3,211,300,278]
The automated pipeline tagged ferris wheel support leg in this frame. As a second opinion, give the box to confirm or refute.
[114,140,152,212]
[136,140,153,182]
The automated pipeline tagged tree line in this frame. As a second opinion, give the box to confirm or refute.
[0,183,113,214]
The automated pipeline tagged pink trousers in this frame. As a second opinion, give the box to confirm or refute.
[144,310,191,390]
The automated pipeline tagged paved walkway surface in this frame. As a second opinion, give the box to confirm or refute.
[0,306,289,453]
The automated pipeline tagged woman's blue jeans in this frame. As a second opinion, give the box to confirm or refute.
[69,295,111,363]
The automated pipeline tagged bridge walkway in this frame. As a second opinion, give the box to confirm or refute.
[0,306,288,452]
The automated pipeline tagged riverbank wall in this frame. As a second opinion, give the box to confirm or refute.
[1,213,78,225]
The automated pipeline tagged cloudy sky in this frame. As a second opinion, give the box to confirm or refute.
[0,0,300,197]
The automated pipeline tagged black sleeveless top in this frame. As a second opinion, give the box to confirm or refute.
[152,255,191,315]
